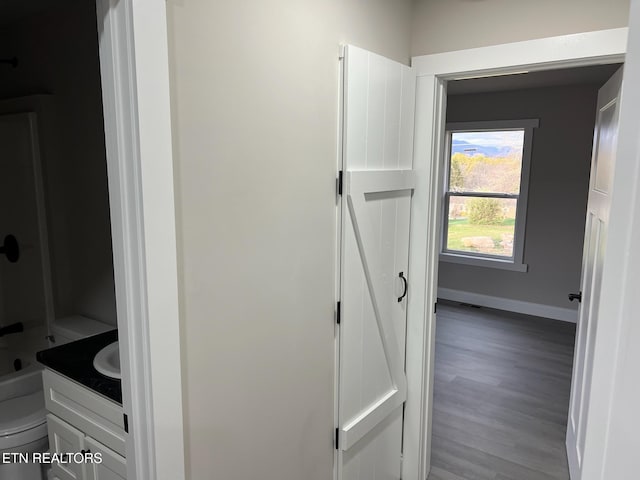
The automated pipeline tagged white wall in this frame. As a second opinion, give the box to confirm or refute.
[0,3,116,326]
[439,85,600,314]
[411,0,630,56]
[165,0,412,478]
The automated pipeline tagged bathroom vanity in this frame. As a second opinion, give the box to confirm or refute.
[37,331,126,480]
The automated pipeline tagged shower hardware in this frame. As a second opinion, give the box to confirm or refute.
[0,322,24,337]
[0,234,20,262]
[0,57,18,68]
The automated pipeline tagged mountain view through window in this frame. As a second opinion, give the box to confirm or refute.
[444,130,525,258]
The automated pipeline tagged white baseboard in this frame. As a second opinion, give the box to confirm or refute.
[438,287,578,323]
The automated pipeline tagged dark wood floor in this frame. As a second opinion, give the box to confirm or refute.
[427,302,576,480]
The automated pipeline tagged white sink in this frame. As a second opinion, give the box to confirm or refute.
[93,342,121,379]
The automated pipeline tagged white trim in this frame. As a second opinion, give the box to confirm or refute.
[96,1,185,480]
[403,70,447,480]
[582,3,640,477]
[413,28,628,78]
[333,47,345,480]
[403,28,627,480]
[438,288,578,323]
[129,2,185,479]
[439,253,528,272]
[441,119,538,270]
[446,119,540,131]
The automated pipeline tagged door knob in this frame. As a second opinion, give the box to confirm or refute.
[568,292,582,303]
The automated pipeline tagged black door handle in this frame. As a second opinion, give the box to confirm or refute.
[398,272,408,303]
[568,292,582,303]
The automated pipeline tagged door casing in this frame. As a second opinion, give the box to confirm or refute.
[405,28,628,480]
[95,1,185,479]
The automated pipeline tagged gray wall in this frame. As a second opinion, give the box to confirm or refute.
[439,85,600,310]
[0,2,116,326]
[411,0,630,56]
[166,0,412,478]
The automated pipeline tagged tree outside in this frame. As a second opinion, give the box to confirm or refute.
[445,131,524,257]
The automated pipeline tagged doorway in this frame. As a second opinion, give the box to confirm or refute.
[405,28,627,480]
[0,1,184,479]
[427,63,621,479]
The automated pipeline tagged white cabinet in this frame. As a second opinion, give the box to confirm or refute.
[84,437,127,480]
[47,415,127,480]
[43,369,126,456]
[47,414,86,480]
[43,369,127,480]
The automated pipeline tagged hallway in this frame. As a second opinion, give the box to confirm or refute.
[427,302,576,480]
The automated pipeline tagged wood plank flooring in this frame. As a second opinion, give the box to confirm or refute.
[426,302,576,480]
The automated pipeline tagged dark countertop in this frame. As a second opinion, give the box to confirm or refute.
[37,330,122,405]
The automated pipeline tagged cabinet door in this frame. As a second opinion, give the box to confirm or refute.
[47,414,87,480]
[84,436,127,480]
[43,369,127,456]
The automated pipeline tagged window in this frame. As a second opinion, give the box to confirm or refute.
[441,119,538,271]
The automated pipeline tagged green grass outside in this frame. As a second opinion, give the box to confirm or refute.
[446,218,515,255]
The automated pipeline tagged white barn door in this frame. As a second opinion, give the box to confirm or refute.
[337,45,416,480]
[566,67,623,478]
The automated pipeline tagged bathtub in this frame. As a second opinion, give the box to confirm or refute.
[0,362,43,402]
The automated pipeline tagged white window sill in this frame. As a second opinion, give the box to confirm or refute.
[440,252,528,272]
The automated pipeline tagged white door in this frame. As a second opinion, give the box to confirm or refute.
[337,45,416,480]
[566,66,623,478]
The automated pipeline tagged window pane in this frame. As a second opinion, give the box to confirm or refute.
[446,196,517,257]
[450,130,524,194]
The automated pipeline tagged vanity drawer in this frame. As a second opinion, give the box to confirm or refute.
[43,369,126,456]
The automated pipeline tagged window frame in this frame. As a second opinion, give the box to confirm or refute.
[440,119,539,272]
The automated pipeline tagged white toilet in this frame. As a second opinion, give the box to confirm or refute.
[0,316,112,480]
[0,365,48,480]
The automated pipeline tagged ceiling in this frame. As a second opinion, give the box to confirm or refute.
[448,63,623,95]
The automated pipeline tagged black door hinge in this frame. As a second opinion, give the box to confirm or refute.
[335,427,340,450]
[336,301,341,325]
[434,302,438,314]
[123,414,129,433]
[337,170,343,196]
